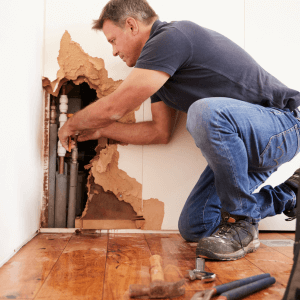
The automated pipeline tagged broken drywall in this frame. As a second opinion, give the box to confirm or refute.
[93,144,143,214]
[42,30,137,130]
[42,31,165,230]
[81,144,164,230]
[42,30,122,99]
[142,198,165,230]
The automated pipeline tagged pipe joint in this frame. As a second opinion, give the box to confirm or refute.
[57,140,67,157]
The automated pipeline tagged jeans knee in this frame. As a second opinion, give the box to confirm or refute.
[178,216,199,242]
[178,212,218,242]
[187,99,218,148]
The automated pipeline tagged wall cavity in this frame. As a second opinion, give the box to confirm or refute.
[42,31,164,230]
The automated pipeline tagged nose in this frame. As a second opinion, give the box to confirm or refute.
[113,45,118,56]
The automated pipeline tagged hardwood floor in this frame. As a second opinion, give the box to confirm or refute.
[0,231,295,299]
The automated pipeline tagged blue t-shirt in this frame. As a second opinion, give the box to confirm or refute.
[135,20,300,113]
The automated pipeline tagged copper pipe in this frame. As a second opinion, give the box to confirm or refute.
[62,84,66,95]
[59,157,64,174]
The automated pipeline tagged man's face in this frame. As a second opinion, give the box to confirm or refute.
[103,19,142,67]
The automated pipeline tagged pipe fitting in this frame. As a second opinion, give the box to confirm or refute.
[57,140,67,157]
[71,147,78,163]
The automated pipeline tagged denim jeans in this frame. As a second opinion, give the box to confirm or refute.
[179,97,300,242]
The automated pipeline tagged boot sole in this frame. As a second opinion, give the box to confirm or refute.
[196,239,260,261]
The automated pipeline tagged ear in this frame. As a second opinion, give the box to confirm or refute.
[125,17,139,36]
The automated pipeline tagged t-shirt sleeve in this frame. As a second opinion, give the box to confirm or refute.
[150,93,162,104]
[135,27,193,76]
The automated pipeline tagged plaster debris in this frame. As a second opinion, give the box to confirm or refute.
[42,31,122,99]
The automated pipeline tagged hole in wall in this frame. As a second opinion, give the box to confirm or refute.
[54,81,98,218]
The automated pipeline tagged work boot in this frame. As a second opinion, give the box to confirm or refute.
[283,168,299,221]
[196,212,260,261]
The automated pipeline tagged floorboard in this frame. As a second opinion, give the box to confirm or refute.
[0,233,72,299]
[0,231,295,300]
[35,233,108,300]
[102,234,152,300]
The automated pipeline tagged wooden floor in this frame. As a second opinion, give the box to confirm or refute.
[0,231,295,300]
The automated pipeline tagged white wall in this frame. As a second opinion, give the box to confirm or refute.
[44,0,300,230]
[0,1,45,267]
[246,0,300,230]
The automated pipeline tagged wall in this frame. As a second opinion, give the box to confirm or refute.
[0,1,45,267]
[246,0,300,230]
[44,0,300,231]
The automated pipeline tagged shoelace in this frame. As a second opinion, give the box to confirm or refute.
[285,216,296,221]
[285,207,297,221]
[214,222,254,253]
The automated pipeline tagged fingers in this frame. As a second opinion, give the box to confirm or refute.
[58,123,75,151]
[59,135,69,150]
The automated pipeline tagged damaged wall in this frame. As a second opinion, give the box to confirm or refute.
[44,0,300,231]
[43,30,164,230]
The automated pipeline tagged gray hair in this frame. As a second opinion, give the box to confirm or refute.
[92,0,158,30]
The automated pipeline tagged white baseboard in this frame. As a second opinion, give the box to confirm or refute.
[39,228,180,234]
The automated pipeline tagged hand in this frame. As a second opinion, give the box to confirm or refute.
[77,128,103,142]
[58,121,76,150]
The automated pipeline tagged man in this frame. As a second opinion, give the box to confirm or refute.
[58,0,299,261]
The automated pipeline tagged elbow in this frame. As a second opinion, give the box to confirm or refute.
[156,131,172,144]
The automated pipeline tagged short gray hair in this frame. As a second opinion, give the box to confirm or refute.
[92,0,158,30]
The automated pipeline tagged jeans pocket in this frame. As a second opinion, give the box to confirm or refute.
[259,125,299,170]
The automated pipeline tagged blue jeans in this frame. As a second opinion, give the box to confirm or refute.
[179,98,300,242]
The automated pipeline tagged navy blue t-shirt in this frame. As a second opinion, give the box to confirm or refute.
[135,20,300,113]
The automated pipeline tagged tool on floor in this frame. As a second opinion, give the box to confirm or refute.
[187,258,216,282]
[129,255,185,299]
[190,273,275,300]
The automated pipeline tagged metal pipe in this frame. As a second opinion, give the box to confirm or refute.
[57,84,68,174]
[67,163,78,228]
[55,163,68,228]
[48,96,57,228]
[67,135,78,228]
[59,157,64,174]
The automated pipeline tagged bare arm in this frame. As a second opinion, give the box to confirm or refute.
[58,68,170,149]
[77,101,179,145]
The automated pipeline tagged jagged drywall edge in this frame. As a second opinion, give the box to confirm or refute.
[42,30,122,99]
[89,144,165,230]
[93,144,143,214]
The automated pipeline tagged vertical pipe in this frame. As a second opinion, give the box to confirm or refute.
[59,157,64,174]
[67,163,78,228]
[48,96,57,228]
[57,84,68,174]
[55,163,68,228]
[67,135,78,228]
[55,84,68,227]
[76,172,85,216]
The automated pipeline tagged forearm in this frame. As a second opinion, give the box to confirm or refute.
[66,98,115,134]
[81,121,169,145]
